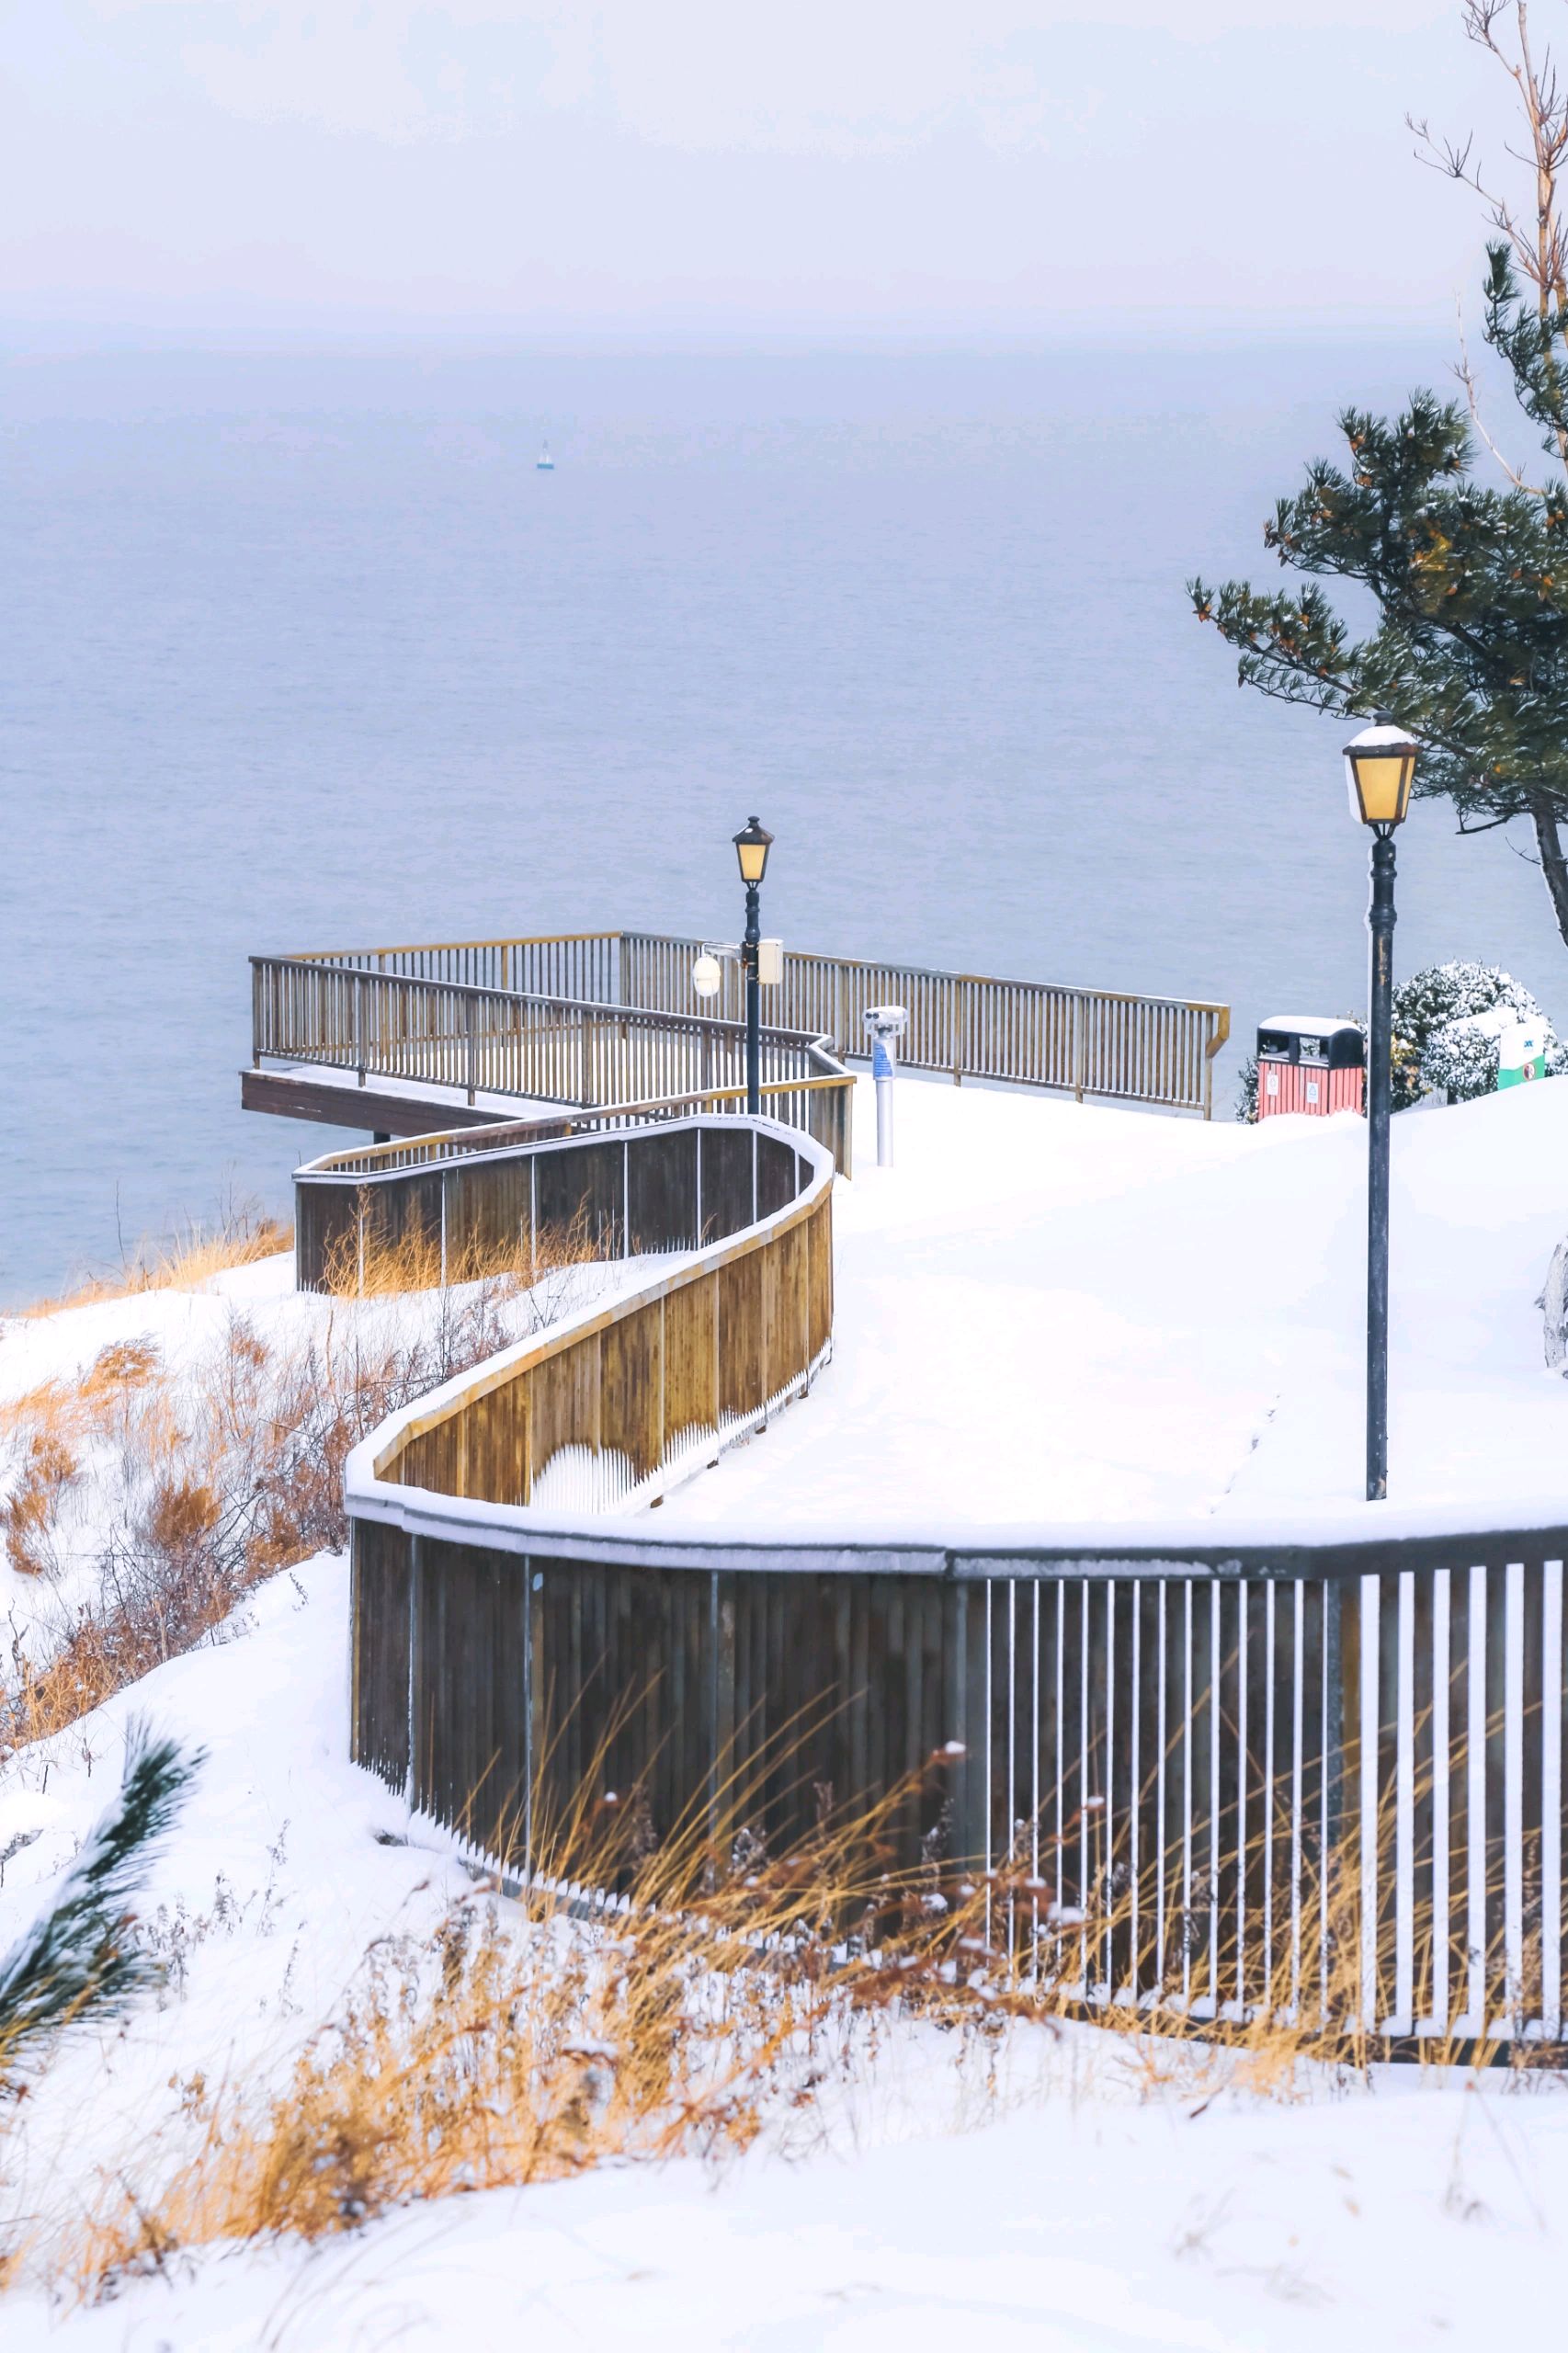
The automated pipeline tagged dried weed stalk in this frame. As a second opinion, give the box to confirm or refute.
[7,1704,1558,2302]
[42,1756,1037,2296]
[15,1208,292,1324]
[0,1223,592,1752]
[318,1195,610,1331]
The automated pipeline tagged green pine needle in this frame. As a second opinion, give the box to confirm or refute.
[0,1722,201,2090]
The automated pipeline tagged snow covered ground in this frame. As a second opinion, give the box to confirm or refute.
[2,1558,1567,2351]
[0,1243,678,1662]
[658,1074,1568,1535]
[4,1077,1568,2347]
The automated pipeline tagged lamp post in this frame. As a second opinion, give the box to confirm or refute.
[733,816,773,1115]
[1343,714,1418,1502]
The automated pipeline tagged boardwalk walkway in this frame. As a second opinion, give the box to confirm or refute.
[658,1072,1568,1530]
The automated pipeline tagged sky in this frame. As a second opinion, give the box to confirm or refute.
[0,0,1550,336]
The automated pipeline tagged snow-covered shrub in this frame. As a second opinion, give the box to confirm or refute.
[1393,961,1565,1105]
[1421,1005,1520,1101]
[1234,1054,1259,1123]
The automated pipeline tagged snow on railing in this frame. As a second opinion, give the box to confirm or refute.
[348,1398,1567,2053]
[347,1115,834,1522]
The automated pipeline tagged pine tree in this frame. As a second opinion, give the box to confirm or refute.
[0,1723,199,2091]
[1190,4,1568,956]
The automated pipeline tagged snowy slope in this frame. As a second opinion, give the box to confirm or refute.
[0,1552,1553,2343]
[2,1081,1567,2345]
[1,1561,1566,2352]
[0,1245,679,1662]
[656,1074,1568,1533]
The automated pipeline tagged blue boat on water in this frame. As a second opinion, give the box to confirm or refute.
[537,441,554,471]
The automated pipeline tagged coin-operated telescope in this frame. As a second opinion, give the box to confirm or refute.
[863,1004,908,1168]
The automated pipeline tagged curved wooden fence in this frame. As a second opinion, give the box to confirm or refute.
[347,1419,1568,2050]
[320,948,1555,2054]
[292,1075,851,1262]
[348,1113,834,1510]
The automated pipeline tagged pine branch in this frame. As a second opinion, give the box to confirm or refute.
[0,1722,201,2090]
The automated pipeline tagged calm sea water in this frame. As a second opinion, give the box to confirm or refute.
[5,337,1562,1303]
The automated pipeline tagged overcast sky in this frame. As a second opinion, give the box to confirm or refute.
[0,0,1548,336]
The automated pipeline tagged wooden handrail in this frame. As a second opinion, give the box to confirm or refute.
[289,931,1229,1024]
[252,953,828,1045]
[375,1146,829,1473]
[296,1071,856,1183]
[347,1116,835,1516]
[253,949,855,1166]
[330,1077,1565,2058]
[290,927,622,962]
[262,929,1233,1118]
[348,1349,1568,2055]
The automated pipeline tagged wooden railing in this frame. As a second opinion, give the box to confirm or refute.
[271,929,1232,1118]
[291,1073,853,1233]
[251,954,839,1112]
[295,1098,842,1291]
[356,1117,834,1526]
[619,932,1232,1117]
[347,1425,1568,2049]
[290,928,622,1000]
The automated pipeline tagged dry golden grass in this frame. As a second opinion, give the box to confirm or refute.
[30,1731,1540,2309]
[0,1313,409,1750]
[0,1207,611,1756]
[0,1340,164,1455]
[4,1690,1552,2305]
[37,1756,1032,2296]
[5,1196,1549,2302]
[16,1215,292,1322]
[317,1194,606,1308]
[0,1435,81,1576]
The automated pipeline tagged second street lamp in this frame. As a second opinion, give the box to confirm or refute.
[733,816,773,1116]
[1344,713,1418,1503]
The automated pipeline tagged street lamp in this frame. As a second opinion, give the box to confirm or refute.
[1344,713,1418,1501]
[733,816,773,1115]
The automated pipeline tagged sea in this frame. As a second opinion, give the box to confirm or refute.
[5,334,1563,1304]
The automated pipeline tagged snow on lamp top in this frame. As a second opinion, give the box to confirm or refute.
[1343,712,1418,829]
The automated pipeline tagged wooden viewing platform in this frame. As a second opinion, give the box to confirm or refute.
[244,928,1233,1161]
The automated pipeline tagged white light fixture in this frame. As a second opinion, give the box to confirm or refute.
[692,950,722,999]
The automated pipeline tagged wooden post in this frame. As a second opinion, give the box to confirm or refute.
[407,1535,425,1814]
[1325,1572,1362,2029]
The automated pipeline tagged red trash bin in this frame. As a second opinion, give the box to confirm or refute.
[1256,1017,1364,1119]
